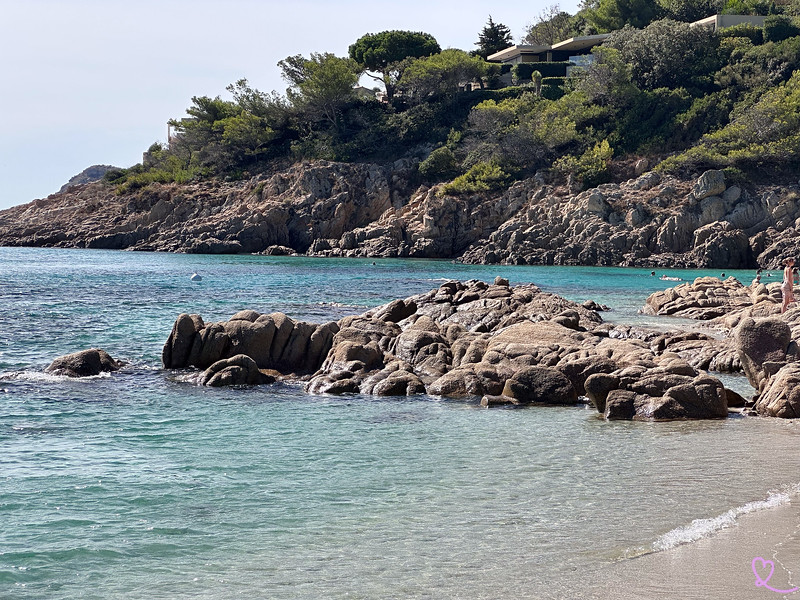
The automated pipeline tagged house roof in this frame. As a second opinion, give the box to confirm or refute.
[550,34,611,52]
[487,35,610,63]
[487,44,550,62]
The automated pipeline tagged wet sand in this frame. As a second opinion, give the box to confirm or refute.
[580,499,800,600]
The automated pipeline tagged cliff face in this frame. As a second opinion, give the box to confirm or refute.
[1,158,799,268]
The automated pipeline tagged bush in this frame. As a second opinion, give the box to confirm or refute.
[537,62,572,78]
[512,62,571,82]
[419,146,459,178]
[541,84,566,100]
[440,161,513,195]
[541,77,566,86]
[764,15,800,43]
[719,22,764,45]
[553,139,614,189]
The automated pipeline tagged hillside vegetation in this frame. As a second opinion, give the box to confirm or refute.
[105,5,800,196]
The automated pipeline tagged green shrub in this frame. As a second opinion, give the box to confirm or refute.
[419,146,459,178]
[541,84,566,100]
[719,23,764,45]
[537,62,572,78]
[440,161,513,195]
[512,62,571,83]
[764,15,800,43]
[553,139,613,189]
[541,77,566,86]
[512,63,535,83]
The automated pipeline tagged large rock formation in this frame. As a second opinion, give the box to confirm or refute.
[0,160,418,254]
[641,276,800,418]
[3,162,800,269]
[163,279,736,420]
[162,309,338,376]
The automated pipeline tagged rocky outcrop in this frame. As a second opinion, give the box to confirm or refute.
[3,163,800,269]
[642,276,800,418]
[46,348,121,377]
[163,279,737,420]
[459,170,798,269]
[59,165,119,193]
[642,276,765,320]
[162,310,338,375]
[0,160,418,254]
[733,316,800,417]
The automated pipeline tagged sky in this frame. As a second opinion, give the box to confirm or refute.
[0,0,579,210]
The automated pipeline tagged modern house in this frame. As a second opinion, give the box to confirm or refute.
[487,34,610,65]
[690,14,767,30]
[488,14,771,71]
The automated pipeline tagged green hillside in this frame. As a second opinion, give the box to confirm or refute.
[106,5,800,195]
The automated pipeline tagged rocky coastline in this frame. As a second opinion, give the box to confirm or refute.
[2,160,800,269]
[44,273,800,420]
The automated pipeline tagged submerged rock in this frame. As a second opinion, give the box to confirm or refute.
[46,348,121,377]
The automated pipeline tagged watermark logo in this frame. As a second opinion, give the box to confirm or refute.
[752,557,800,594]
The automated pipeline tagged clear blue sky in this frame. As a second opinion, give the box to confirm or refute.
[0,0,578,210]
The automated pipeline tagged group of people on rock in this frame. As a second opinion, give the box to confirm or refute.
[650,260,800,314]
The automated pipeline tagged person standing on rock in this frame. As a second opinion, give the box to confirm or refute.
[781,258,796,313]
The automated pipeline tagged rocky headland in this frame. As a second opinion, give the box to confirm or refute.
[2,160,800,269]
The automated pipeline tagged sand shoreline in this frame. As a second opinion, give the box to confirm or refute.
[576,497,800,599]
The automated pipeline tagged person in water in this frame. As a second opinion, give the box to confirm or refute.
[781,258,796,313]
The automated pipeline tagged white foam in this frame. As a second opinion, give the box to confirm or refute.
[652,484,800,552]
[0,370,112,383]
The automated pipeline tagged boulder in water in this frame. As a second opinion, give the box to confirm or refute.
[46,348,121,377]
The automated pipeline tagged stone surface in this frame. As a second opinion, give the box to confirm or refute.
[501,366,578,405]
[161,279,741,421]
[46,348,121,377]
[201,354,277,387]
[2,160,800,270]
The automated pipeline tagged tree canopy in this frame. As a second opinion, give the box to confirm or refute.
[605,19,720,91]
[348,30,441,99]
[523,5,579,45]
[589,0,662,31]
[279,52,361,129]
[475,16,514,59]
[109,11,800,196]
[398,49,488,101]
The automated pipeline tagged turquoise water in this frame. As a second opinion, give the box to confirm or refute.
[1,247,798,599]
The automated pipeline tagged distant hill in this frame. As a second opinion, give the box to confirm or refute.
[59,165,119,193]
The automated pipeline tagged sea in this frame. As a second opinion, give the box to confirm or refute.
[1,246,799,599]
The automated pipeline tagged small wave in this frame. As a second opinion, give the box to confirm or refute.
[0,370,112,383]
[652,484,800,552]
[314,301,368,309]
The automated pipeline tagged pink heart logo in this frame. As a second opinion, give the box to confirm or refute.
[752,556,800,594]
[753,557,775,587]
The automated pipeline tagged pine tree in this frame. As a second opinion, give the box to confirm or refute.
[475,16,514,59]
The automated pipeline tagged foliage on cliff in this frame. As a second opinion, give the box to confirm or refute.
[108,12,800,196]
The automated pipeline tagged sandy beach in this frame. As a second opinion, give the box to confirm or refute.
[579,497,800,600]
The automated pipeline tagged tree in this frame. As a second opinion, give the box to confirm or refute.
[279,53,361,130]
[398,49,488,102]
[589,0,662,32]
[657,0,724,22]
[523,5,577,45]
[349,30,441,99]
[605,19,720,91]
[475,16,513,59]
[764,15,800,42]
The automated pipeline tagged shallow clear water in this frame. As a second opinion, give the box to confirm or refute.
[1,247,797,599]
